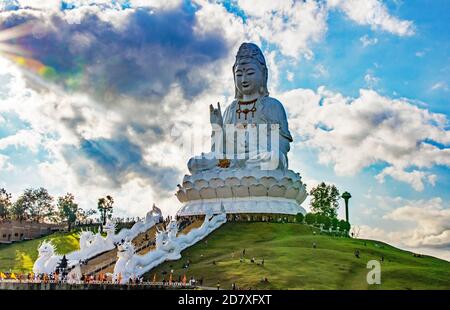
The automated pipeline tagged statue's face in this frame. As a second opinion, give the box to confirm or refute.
[117,241,134,259]
[80,231,95,244]
[38,242,55,257]
[234,59,263,96]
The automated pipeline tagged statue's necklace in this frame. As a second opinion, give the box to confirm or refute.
[236,98,257,120]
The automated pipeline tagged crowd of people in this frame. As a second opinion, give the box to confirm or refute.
[0,271,193,288]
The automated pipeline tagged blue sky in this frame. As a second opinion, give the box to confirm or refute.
[0,0,449,260]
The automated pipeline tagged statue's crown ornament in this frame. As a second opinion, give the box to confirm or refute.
[235,42,266,66]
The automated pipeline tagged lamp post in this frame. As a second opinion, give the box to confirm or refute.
[342,191,351,223]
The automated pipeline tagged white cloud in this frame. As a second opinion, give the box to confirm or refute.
[0,0,19,11]
[0,153,14,171]
[328,0,415,36]
[427,174,437,186]
[279,87,450,191]
[359,196,450,261]
[15,0,61,10]
[431,82,449,92]
[415,51,425,57]
[0,129,43,153]
[237,0,328,59]
[129,0,182,10]
[313,64,329,79]
[364,72,379,88]
[286,71,294,82]
[0,3,241,217]
[0,62,191,217]
[360,34,378,47]
[375,167,435,191]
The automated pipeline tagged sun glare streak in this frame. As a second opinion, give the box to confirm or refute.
[0,22,34,42]
[0,42,31,57]
[1,52,63,96]
[0,22,36,65]
[0,22,65,95]
[2,53,53,75]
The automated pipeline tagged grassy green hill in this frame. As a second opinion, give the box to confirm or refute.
[0,232,80,273]
[1,222,449,290]
[147,222,450,290]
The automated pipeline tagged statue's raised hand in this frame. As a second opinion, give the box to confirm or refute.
[209,102,223,127]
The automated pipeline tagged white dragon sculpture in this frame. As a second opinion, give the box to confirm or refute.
[33,240,62,274]
[33,205,163,274]
[113,207,227,284]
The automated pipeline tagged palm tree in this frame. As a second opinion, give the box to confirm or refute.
[97,195,114,232]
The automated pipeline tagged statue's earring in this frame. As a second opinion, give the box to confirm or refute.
[259,85,266,95]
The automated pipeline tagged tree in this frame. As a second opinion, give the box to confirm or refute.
[76,208,97,224]
[97,195,114,232]
[295,212,304,223]
[11,192,33,222]
[32,188,55,222]
[309,182,340,218]
[304,213,316,225]
[0,188,12,220]
[316,214,331,229]
[11,188,55,222]
[331,217,339,230]
[338,219,351,234]
[57,193,78,231]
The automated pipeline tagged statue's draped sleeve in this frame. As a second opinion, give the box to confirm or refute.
[260,97,293,147]
[222,100,236,125]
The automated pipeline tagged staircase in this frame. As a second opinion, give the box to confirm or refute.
[81,224,163,276]
[81,219,205,277]
[178,219,203,235]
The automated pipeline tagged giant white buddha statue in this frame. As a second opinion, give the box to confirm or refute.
[176,43,307,217]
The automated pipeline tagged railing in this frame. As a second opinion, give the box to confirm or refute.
[0,280,194,290]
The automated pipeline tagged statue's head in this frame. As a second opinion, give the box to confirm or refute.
[78,230,95,246]
[167,220,178,234]
[233,43,269,100]
[155,229,166,248]
[205,207,213,220]
[117,240,135,260]
[38,240,56,258]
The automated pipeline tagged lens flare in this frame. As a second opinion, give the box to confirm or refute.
[0,22,60,91]
[0,22,33,55]
[0,22,32,42]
